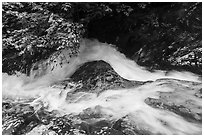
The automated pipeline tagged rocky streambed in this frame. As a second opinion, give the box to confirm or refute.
[2,61,202,135]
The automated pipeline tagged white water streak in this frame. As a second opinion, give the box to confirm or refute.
[2,39,201,134]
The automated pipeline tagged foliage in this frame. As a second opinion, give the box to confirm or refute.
[2,2,202,75]
[2,2,84,74]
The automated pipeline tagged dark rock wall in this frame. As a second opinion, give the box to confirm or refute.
[86,2,202,74]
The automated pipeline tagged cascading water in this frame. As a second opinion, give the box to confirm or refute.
[2,39,202,135]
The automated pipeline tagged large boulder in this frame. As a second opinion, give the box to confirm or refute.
[69,60,144,94]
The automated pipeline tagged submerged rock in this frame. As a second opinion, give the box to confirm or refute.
[144,79,202,123]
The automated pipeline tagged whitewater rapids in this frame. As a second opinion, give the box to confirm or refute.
[2,39,202,135]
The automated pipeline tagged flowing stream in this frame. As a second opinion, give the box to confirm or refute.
[2,39,202,135]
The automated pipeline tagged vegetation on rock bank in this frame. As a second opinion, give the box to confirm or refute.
[2,2,202,75]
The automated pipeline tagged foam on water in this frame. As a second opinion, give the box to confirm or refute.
[2,39,201,134]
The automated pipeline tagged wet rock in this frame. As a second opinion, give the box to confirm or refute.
[79,105,104,120]
[50,60,144,97]
[26,124,58,135]
[195,88,202,98]
[2,102,40,135]
[2,63,202,135]
[112,116,152,135]
[68,60,143,94]
[48,116,73,135]
[30,48,79,78]
[144,79,202,123]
